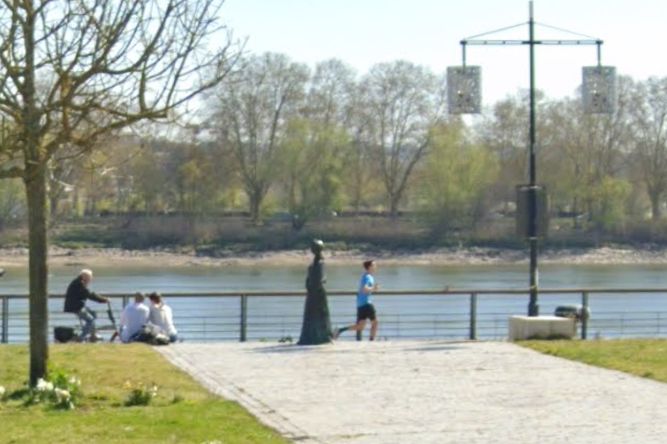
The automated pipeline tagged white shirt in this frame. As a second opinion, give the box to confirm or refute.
[149,303,178,337]
[120,302,150,343]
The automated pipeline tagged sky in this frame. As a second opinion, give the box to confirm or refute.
[219,0,667,106]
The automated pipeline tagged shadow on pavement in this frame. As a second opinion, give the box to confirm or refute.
[247,340,474,354]
[247,343,335,354]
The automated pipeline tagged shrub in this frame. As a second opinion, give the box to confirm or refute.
[123,382,158,407]
[23,370,82,410]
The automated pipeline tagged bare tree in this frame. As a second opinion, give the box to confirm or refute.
[0,0,238,384]
[358,61,444,216]
[306,59,356,128]
[538,78,632,223]
[628,77,667,220]
[345,75,376,212]
[212,53,309,222]
[476,96,529,207]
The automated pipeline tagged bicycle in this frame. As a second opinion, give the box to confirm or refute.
[54,301,120,343]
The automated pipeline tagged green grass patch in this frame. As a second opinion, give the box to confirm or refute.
[0,344,288,444]
[520,339,667,383]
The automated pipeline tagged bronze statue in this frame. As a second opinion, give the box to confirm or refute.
[298,239,333,345]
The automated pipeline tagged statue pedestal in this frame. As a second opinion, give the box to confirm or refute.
[508,315,576,340]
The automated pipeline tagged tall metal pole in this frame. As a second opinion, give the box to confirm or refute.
[527,1,539,316]
[452,2,610,316]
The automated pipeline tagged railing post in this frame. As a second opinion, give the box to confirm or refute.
[469,292,478,340]
[658,313,661,335]
[240,294,247,342]
[1,295,8,344]
[122,294,129,308]
[581,291,589,340]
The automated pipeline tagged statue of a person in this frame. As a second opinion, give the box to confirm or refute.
[298,239,333,345]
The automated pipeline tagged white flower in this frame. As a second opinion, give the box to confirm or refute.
[36,378,48,391]
[0,386,5,397]
[68,377,81,386]
[54,388,71,402]
[150,385,158,397]
[35,378,54,392]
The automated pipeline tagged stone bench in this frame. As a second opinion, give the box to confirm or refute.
[508,315,576,340]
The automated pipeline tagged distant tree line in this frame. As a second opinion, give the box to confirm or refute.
[3,53,667,240]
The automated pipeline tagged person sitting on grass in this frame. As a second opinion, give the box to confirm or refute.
[120,292,150,343]
[148,292,179,343]
[64,269,109,342]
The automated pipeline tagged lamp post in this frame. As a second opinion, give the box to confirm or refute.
[448,1,615,316]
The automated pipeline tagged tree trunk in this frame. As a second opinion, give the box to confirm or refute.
[389,194,400,218]
[25,162,49,385]
[49,186,60,222]
[249,190,262,223]
[650,192,662,221]
[72,186,80,217]
[572,197,580,228]
[352,176,363,212]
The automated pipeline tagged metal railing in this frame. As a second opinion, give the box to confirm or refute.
[2,288,667,343]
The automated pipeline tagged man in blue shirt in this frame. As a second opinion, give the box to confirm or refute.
[334,260,379,341]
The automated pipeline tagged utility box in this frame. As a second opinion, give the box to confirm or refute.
[508,315,576,340]
[516,185,549,238]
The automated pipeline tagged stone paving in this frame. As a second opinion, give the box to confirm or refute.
[159,341,667,443]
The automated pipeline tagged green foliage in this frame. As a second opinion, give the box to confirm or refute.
[417,122,499,233]
[282,118,348,228]
[0,178,26,227]
[589,177,632,231]
[129,146,166,213]
[123,382,158,407]
[21,368,82,410]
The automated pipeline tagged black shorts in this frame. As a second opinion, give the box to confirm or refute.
[357,303,376,321]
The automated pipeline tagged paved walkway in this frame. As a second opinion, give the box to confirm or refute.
[159,341,667,444]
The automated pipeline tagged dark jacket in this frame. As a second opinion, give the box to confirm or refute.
[64,277,105,313]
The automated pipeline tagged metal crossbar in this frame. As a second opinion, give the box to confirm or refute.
[2,288,667,343]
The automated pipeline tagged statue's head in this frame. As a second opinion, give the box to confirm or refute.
[310,239,324,256]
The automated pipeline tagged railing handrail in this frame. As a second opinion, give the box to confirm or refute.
[3,287,667,343]
[2,287,667,298]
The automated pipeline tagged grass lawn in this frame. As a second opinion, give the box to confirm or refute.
[521,338,667,382]
[0,344,288,444]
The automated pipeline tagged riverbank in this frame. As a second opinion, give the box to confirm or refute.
[1,245,667,268]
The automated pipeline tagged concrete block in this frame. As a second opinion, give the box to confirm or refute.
[508,315,576,341]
